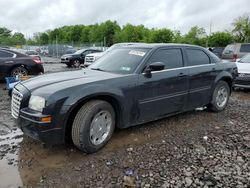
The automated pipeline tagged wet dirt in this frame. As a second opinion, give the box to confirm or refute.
[0,63,249,187]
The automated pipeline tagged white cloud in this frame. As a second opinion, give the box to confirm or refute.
[0,0,249,37]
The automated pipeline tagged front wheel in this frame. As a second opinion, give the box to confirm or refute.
[209,81,230,112]
[71,100,115,153]
[72,60,81,68]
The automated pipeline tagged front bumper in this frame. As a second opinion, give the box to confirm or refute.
[61,59,70,64]
[17,108,64,144]
[234,76,250,89]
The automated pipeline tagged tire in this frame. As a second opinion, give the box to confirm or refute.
[209,81,230,112]
[72,60,81,68]
[71,100,115,153]
[66,64,72,68]
[11,66,28,77]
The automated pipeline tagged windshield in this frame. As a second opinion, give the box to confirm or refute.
[89,48,150,74]
[240,54,250,63]
[74,49,85,54]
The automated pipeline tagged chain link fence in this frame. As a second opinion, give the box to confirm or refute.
[1,43,107,59]
[21,43,107,58]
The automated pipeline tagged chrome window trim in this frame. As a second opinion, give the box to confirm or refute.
[142,64,215,74]
[0,49,16,58]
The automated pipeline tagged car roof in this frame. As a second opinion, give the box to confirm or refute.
[0,48,28,57]
[118,43,204,49]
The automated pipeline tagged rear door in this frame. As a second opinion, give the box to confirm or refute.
[138,47,188,122]
[185,48,216,110]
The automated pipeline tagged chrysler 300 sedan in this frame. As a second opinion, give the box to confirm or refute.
[12,44,237,153]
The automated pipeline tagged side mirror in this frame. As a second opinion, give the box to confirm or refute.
[144,62,165,78]
[149,62,165,71]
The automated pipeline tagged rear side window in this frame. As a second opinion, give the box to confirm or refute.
[186,49,210,66]
[223,44,236,54]
[149,49,183,69]
[240,44,250,52]
[0,50,14,58]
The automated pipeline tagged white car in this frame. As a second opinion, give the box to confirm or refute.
[234,54,250,89]
[84,43,143,66]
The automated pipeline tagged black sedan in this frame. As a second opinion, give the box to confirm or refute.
[61,48,102,68]
[12,44,237,153]
[0,48,44,79]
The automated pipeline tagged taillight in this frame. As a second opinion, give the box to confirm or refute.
[32,56,42,64]
[233,54,237,62]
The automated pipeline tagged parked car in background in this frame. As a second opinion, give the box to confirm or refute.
[39,46,49,56]
[61,48,102,68]
[234,54,250,89]
[84,43,141,66]
[25,50,41,60]
[222,43,250,61]
[63,48,76,55]
[12,43,237,153]
[211,47,225,58]
[0,48,44,79]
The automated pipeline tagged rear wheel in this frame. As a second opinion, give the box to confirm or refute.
[209,81,230,112]
[71,100,115,153]
[11,66,28,77]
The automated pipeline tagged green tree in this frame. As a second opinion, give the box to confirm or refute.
[172,30,183,43]
[182,26,207,46]
[115,24,149,43]
[232,14,250,42]
[208,32,233,47]
[39,33,49,44]
[0,27,11,37]
[0,27,12,45]
[148,28,173,43]
[11,32,26,45]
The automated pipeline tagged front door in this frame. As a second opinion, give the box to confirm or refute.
[137,48,188,123]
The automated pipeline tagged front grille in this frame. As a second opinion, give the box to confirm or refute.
[11,88,23,119]
[85,56,95,63]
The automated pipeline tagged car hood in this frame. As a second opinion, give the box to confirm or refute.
[61,54,79,58]
[20,69,122,94]
[236,62,250,74]
[86,52,105,58]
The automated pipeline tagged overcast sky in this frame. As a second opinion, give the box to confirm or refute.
[0,0,249,37]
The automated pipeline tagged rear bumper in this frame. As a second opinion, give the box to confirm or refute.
[28,64,44,75]
[17,108,64,144]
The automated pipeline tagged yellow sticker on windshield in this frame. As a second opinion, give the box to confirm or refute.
[129,50,146,57]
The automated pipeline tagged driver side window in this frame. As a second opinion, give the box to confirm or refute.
[148,48,184,70]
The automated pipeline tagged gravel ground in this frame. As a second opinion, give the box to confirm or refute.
[35,91,250,188]
[0,63,249,187]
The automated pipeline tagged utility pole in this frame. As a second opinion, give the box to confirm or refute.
[206,19,212,48]
[104,37,106,47]
[56,35,58,58]
[209,20,212,36]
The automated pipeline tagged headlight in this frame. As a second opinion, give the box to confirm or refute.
[29,95,45,112]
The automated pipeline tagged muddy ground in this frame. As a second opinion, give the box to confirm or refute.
[0,61,249,188]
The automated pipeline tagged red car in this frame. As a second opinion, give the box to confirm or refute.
[0,48,44,79]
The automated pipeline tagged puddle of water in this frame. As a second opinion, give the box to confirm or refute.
[0,129,23,188]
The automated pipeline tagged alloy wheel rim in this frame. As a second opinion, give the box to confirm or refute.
[90,110,112,145]
[12,68,28,77]
[73,60,80,68]
[216,86,228,108]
